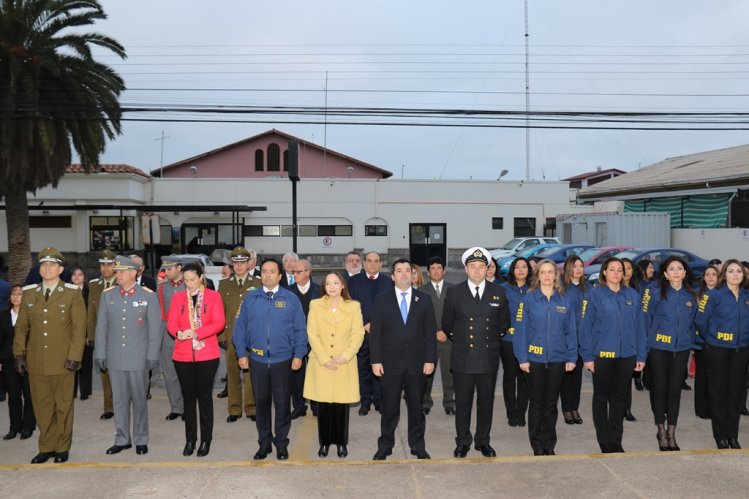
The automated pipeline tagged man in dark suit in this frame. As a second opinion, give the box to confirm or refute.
[280,252,299,288]
[442,247,510,458]
[130,255,157,291]
[419,256,455,415]
[344,251,363,277]
[347,251,394,415]
[370,259,437,460]
[286,259,321,419]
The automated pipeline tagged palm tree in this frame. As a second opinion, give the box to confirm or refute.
[0,0,125,283]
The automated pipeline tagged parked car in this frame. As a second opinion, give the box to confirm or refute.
[489,236,560,260]
[533,243,594,264]
[586,248,709,285]
[160,253,224,289]
[497,243,560,277]
[555,246,633,272]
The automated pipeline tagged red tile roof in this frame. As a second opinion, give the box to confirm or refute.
[66,164,150,178]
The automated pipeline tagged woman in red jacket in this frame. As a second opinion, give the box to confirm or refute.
[167,262,225,457]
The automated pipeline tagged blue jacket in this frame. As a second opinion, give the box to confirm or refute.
[500,282,529,343]
[513,289,578,364]
[642,285,697,352]
[695,285,749,349]
[579,285,647,363]
[232,287,308,364]
[562,283,585,331]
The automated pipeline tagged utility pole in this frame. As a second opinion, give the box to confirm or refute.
[155,131,170,173]
[524,0,531,181]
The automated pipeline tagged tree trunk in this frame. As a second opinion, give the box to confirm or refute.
[5,185,31,285]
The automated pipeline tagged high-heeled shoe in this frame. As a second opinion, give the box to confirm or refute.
[667,425,680,451]
[571,410,583,424]
[183,442,195,456]
[624,410,636,422]
[337,445,348,458]
[318,445,329,457]
[657,424,669,451]
[562,411,575,425]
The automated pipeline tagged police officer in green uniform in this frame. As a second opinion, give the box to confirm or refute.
[158,257,185,420]
[219,246,260,422]
[13,247,86,464]
[95,256,161,456]
[87,249,117,420]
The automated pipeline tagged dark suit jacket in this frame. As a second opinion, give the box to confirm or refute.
[139,274,157,292]
[288,281,322,318]
[347,272,394,325]
[370,288,437,375]
[441,280,510,374]
[0,307,14,362]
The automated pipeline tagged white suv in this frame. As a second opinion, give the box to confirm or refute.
[489,237,560,260]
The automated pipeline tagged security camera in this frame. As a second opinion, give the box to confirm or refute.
[189,165,198,177]
[346,166,354,178]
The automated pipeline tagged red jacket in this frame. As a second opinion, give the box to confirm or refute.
[167,289,225,362]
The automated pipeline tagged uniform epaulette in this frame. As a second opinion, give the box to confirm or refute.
[89,278,101,284]
[64,283,79,290]
[102,286,116,293]
[22,283,39,291]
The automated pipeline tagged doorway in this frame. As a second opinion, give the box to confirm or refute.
[409,223,447,266]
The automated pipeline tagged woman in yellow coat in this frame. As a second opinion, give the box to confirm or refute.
[304,272,365,459]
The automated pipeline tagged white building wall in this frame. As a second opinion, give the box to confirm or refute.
[671,228,749,261]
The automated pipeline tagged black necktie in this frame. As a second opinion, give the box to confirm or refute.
[238,279,243,288]
[44,288,51,302]
[105,280,113,289]
[266,291,273,300]
[474,286,481,303]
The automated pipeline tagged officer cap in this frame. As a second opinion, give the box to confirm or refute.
[98,249,117,263]
[38,247,64,265]
[162,256,182,267]
[461,246,491,266]
[114,255,140,271]
[230,246,252,262]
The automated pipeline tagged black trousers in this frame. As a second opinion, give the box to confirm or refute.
[378,371,427,453]
[591,356,636,446]
[500,341,528,420]
[174,358,219,444]
[693,348,711,418]
[251,359,292,448]
[357,335,381,409]
[525,362,565,452]
[290,356,307,413]
[453,371,498,448]
[560,357,583,412]
[704,344,749,441]
[1,360,36,433]
[316,402,350,446]
[647,348,689,425]
[74,344,93,398]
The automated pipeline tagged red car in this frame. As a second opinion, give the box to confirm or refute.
[556,246,633,273]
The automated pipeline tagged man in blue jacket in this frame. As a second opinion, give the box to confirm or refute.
[233,258,307,461]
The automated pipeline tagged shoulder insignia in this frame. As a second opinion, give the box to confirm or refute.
[102,287,116,293]
[89,278,101,284]
[64,283,79,290]
[23,284,39,291]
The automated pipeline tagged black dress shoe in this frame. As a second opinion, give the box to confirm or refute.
[100,412,114,420]
[413,449,431,459]
[716,439,730,449]
[696,414,711,420]
[197,442,210,457]
[517,417,526,427]
[545,449,556,455]
[563,411,575,424]
[106,444,132,454]
[741,406,749,416]
[533,449,545,456]
[571,411,583,424]
[183,442,195,456]
[422,408,430,415]
[476,444,497,457]
[454,444,469,458]
[80,395,89,401]
[508,417,517,427]
[247,415,256,421]
[611,443,625,453]
[358,406,370,416]
[372,449,391,460]
[254,445,272,460]
[728,438,741,449]
[445,407,455,415]
[136,445,148,455]
[290,408,307,420]
[54,452,69,463]
[165,412,182,421]
[31,452,54,464]
[20,430,33,440]
[276,447,289,460]
[337,445,348,458]
[318,445,329,457]
[599,442,613,453]
[3,431,18,440]
[624,410,636,421]
[681,380,692,391]
[634,378,644,391]
[216,389,228,398]
[227,415,240,423]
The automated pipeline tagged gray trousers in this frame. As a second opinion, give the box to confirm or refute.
[160,326,184,414]
[109,369,149,446]
[423,340,455,410]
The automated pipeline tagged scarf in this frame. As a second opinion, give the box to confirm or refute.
[187,286,206,351]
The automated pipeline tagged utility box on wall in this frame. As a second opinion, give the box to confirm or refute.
[556,212,671,247]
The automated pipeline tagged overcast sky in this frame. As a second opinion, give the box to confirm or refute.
[90,0,749,180]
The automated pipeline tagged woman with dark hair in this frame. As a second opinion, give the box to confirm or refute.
[486,257,503,283]
[559,255,586,425]
[499,257,531,427]
[514,260,578,455]
[634,259,654,293]
[0,284,35,440]
[694,266,719,420]
[621,258,637,291]
[580,257,647,453]
[167,262,225,457]
[622,257,644,420]
[304,272,364,458]
[695,259,749,449]
[70,267,92,401]
[643,256,698,451]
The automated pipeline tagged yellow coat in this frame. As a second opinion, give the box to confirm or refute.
[303,296,365,404]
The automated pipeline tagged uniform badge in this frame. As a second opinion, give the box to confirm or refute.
[414,296,419,302]
[555,305,567,313]
[685,301,693,307]
[57,286,63,292]
[275,301,286,308]
[625,299,633,305]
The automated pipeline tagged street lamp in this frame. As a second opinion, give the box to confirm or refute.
[497,169,509,181]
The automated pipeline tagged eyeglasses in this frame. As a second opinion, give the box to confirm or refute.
[292,269,309,274]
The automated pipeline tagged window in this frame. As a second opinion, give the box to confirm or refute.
[318,225,352,237]
[255,149,264,171]
[281,225,293,237]
[283,150,289,172]
[90,216,134,251]
[267,143,280,171]
[299,225,317,237]
[243,225,280,237]
[365,225,388,236]
[30,216,71,228]
[514,217,536,237]
[491,217,504,230]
